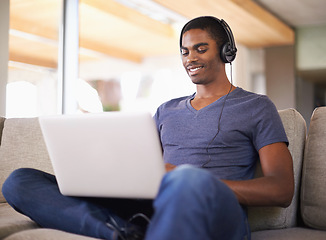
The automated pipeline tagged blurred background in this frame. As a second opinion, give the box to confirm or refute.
[0,0,325,126]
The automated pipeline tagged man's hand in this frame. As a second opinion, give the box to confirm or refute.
[165,163,177,172]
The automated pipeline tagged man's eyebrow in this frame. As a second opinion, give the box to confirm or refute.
[181,42,209,49]
[194,42,209,48]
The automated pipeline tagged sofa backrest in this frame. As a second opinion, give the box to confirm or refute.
[301,106,326,230]
[248,108,307,231]
[0,110,309,223]
[0,118,54,203]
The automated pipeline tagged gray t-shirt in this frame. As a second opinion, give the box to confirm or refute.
[154,87,288,181]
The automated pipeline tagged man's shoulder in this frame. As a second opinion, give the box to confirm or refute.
[229,88,278,119]
[232,88,271,105]
[233,87,263,98]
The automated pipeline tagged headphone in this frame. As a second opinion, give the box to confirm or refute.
[180,16,237,63]
[218,18,237,63]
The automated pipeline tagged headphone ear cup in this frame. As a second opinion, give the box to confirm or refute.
[220,42,236,63]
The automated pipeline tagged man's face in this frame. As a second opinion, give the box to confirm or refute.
[181,29,222,85]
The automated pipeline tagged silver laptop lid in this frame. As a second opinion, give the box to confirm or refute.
[39,112,165,199]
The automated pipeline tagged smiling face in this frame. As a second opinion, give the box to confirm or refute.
[181,28,223,86]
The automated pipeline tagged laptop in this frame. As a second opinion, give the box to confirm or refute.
[39,111,166,199]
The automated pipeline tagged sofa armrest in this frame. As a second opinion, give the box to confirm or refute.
[301,106,326,230]
[248,108,306,231]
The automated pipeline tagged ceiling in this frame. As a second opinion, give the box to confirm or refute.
[253,0,326,27]
[8,0,326,70]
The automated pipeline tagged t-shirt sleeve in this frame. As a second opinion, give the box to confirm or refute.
[252,96,289,151]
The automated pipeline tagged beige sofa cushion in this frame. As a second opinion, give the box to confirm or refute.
[3,228,99,240]
[248,109,306,231]
[251,227,326,240]
[301,107,326,230]
[0,203,39,239]
[0,118,53,203]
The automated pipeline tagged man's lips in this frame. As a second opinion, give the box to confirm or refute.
[187,65,204,76]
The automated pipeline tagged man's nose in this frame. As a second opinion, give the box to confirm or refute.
[186,51,198,63]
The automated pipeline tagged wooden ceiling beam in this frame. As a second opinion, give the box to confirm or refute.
[81,0,175,38]
[230,0,294,46]
[153,0,294,47]
[80,38,143,63]
[8,30,142,67]
[10,16,58,41]
[9,0,296,69]
[9,24,143,63]
[9,52,57,69]
[10,0,60,40]
[10,0,152,64]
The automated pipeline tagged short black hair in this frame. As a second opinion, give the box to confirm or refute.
[179,16,229,50]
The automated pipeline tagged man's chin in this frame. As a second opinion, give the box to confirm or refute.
[190,76,202,85]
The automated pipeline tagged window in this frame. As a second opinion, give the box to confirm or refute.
[7,0,196,117]
[8,0,61,117]
[78,0,194,114]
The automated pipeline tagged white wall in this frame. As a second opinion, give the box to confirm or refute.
[295,24,326,125]
[265,45,296,110]
[296,24,326,71]
[233,44,251,90]
[234,45,266,95]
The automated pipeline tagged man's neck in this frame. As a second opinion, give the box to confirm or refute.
[191,82,235,110]
[195,78,232,99]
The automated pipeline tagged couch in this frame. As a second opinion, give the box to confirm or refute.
[0,107,326,240]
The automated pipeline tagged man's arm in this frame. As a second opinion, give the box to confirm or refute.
[223,142,294,208]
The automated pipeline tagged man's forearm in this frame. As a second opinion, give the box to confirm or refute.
[222,176,294,208]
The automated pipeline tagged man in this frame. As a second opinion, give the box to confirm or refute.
[3,16,294,240]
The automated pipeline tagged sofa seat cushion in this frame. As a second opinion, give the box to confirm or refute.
[4,228,100,240]
[0,118,54,203]
[301,106,326,230]
[251,227,326,240]
[0,203,39,239]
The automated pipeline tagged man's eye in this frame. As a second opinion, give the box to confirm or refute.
[181,49,188,56]
[198,49,207,53]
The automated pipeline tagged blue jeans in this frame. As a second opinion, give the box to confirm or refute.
[2,165,250,240]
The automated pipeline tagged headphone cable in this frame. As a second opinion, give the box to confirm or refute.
[202,63,233,168]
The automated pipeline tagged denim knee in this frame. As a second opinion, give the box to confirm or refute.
[2,168,49,207]
[148,165,245,240]
[158,164,240,208]
[161,165,219,193]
